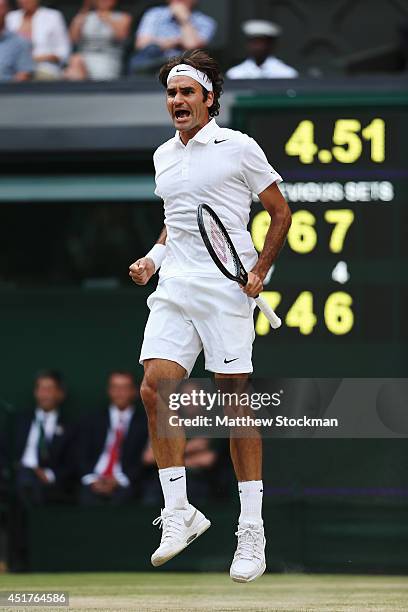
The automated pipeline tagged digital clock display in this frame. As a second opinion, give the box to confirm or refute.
[232,95,407,375]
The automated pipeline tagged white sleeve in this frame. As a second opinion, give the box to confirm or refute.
[240,137,282,195]
[5,12,19,32]
[50,12,71,63]
[136,8,158,38]
[153,149,163,198]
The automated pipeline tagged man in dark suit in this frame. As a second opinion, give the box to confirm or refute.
[79,370,148,505]
[14,370,76,505]
[8,370,76,571]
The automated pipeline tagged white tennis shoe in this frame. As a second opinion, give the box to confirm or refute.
[151,504,211,567]
[230,521,266,582]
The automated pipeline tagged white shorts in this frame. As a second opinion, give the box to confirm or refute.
[139,276,256,375]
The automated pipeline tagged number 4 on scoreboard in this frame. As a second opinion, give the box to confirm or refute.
[285,118,385,164]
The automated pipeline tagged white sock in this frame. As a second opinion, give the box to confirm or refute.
[238,480,263,524]
[159,466,188,510]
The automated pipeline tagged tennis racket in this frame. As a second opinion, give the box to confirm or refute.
[197,203,281,329]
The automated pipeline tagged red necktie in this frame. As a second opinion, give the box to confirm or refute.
[102,422,124,478]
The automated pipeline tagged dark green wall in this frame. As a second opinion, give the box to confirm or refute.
[0,288,152,413]
[26,499,408,573]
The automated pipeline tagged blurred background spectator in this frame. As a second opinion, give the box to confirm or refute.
[227,20,298,79]
[65,0,131,81]
[78,370,148,505]
[12,370,76,505]
[0,0,33,81]
[7,370,76,571]
[129,0,216,74]
[6,0,70,80]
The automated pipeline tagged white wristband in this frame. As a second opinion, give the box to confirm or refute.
[145,243,166,272]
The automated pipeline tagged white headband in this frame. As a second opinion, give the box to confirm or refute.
[167,64,213,91]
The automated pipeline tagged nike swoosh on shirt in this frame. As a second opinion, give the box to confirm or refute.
[214,139,229,144]
[224,357,239,364]
[184,510,197,528]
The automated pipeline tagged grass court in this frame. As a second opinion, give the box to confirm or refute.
[1,572,408,611]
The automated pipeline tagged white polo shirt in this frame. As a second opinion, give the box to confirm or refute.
[153,118,282,279]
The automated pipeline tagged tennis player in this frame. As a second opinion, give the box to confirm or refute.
[129,50,291,582]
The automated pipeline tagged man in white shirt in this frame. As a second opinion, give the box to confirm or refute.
[129,50,291,582]
[79,371,148,505]
[227,20,298,80]
[15,370,75,505]
[6,0,70,79]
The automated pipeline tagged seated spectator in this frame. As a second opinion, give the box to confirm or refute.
[79,371,148,505]
[65,0,131,81]
[13,370,76,505]
[227,20,298,79]
[129,0,216,74]
[7,370,76,571]
[0,0,33,81]
[6,0,70,80]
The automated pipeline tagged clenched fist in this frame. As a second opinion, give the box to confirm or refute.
[129,257,155,285]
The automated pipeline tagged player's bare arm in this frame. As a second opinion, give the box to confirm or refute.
[129,225,167,285]
[243,182,292,298]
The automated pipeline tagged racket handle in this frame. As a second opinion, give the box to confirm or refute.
[254,295,282,329]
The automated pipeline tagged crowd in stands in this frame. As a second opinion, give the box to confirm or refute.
[0,0,298,82]
[0,369,229,570]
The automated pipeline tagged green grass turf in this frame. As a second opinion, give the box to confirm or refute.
[1,572,408,611]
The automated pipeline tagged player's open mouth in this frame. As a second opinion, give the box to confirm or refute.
[175,110,191,120]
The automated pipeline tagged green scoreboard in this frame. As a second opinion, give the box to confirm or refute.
[232,92,408,377]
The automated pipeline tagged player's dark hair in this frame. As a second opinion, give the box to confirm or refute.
[34,369,65,391]
[158,50,224,117]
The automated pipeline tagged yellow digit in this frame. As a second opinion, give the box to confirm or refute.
[285,120,318,164]
[285,291,317,335]
[251,210,270,253]
[362,118,385,163]
[332,119,362,163]
[324,209,355,253]
[324,292,354,335]
[255,292,282,336]
[288,210,317,254]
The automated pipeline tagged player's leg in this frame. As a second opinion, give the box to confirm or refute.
[215,372,266,582]
[193,275,264,582]
[139,278,211,566]
[141,357,186,469]
[141,357,211,566]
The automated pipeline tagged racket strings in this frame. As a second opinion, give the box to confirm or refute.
[202,210,239,277]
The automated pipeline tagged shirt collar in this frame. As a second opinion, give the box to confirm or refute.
[175,118,219,146]
[109,404,134,426]
[35,407,58,422]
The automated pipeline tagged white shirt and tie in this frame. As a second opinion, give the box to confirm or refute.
[81,405,134,488]
[21,408,60,483]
